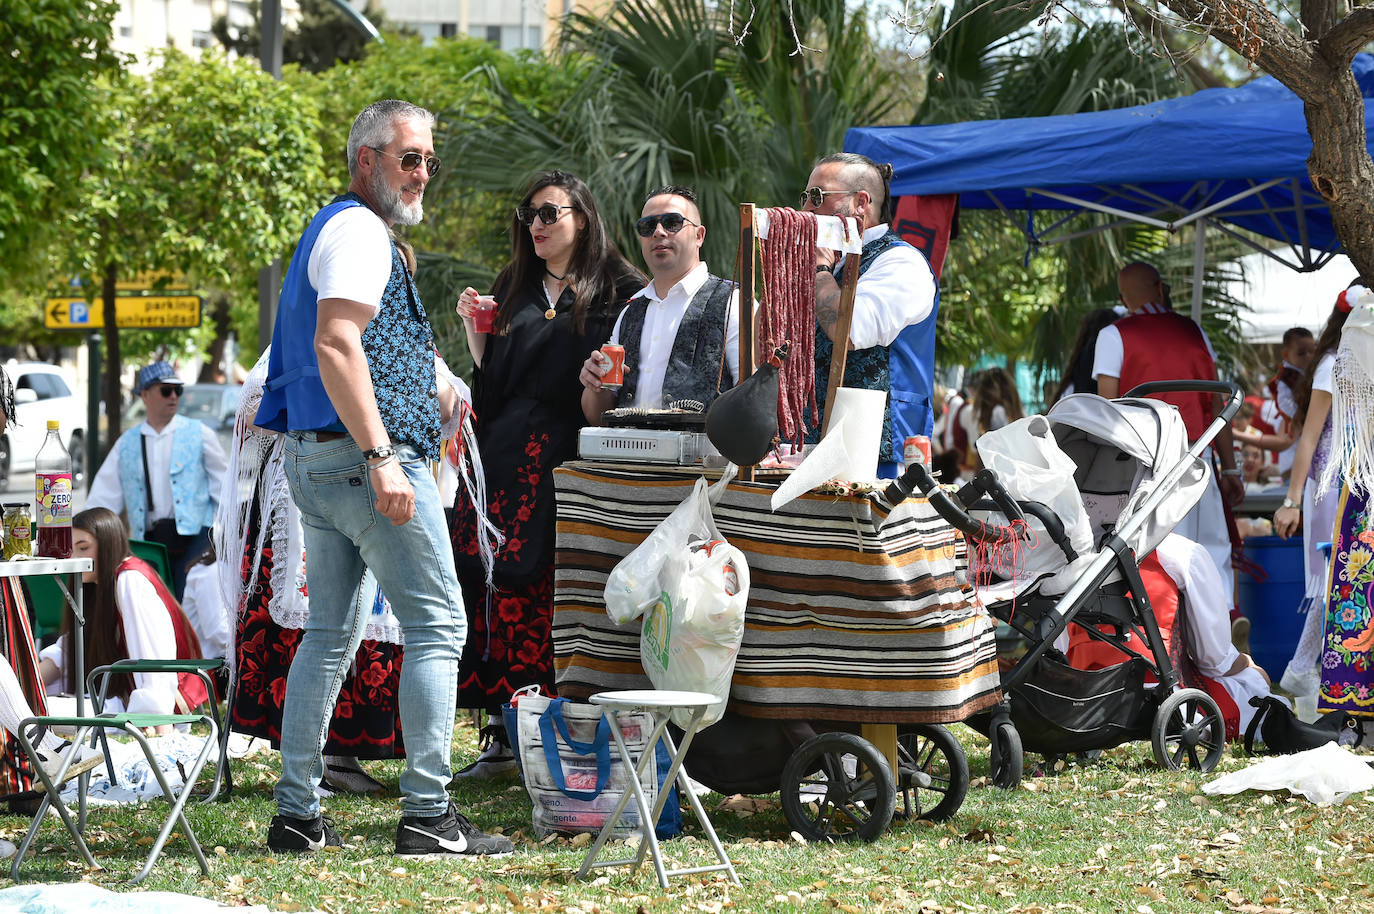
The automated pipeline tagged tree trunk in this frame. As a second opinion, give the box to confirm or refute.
[101,261,122,455]
[1305,67,1374,282]
[198,292,232,382]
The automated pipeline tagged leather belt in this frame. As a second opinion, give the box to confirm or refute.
[314,430,346,442]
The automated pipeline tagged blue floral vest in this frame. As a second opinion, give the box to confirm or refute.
[806,230,940,467]
[115,415,213,539]
[619,274,736,408]
[256,194,441,460]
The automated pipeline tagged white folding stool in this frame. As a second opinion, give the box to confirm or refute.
[577,689,739,889]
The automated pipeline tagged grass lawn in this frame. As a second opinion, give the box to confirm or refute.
[2,721,1371,913]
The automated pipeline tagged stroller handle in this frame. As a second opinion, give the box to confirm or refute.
[1122,380,1244,422]
[884,464,1029,545]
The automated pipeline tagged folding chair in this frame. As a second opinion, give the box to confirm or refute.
[10,706,218,885]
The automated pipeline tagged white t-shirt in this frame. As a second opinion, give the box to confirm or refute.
[609,262,741,409]
[823,223,937,350]
[40,568,181,715]
[1312,351,1335,395]
[1092,302,1216,381]
[308,206,393,314]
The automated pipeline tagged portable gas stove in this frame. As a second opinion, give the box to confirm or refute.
[577,406,722,466]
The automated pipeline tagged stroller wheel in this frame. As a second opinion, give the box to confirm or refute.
[1152,688,1225,772]
[780,733,895,842]
[989,721,1023,789]
[897,724,968,822]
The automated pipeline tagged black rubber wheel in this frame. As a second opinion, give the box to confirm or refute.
[989,721,1023,789]
[0,435,9,490]
[1152,688,1225,772]
[68,432,84,485]
[897,724,968,822]
[780,732,895,842]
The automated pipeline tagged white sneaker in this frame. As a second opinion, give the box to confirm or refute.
[31,741,105,786]
[453,730,517,781]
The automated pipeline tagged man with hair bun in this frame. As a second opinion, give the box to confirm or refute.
[802,151,940,478]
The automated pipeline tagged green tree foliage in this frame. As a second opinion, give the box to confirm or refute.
[0,0,124,282]
[55,51,327,448]
[213,0,400,73]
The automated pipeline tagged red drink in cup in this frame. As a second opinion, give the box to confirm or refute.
[473,296,497,334]
[600,344,625,390]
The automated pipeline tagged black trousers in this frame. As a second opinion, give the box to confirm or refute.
[143,520,211,602]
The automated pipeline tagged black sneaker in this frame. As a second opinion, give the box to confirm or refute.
[267,814,342,853]
[395,801,514,858]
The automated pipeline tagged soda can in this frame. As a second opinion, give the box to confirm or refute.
[599,344,625,390]
[904,435,931,468]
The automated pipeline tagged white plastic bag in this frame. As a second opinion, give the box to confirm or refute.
[1202,742,1374,805]
[640,538,749,727]
[974,415,1094,580]
[604,467,735,624]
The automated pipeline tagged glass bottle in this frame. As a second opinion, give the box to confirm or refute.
[35,420,73,559]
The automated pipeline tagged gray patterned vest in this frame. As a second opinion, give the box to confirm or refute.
[619,274,736,408]
[362,239,441,460]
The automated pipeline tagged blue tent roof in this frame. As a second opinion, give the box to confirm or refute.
[845,55,1374,269]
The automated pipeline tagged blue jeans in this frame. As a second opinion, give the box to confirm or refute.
[275,433,464,819]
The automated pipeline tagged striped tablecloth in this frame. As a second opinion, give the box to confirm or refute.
[553,463,1002,724]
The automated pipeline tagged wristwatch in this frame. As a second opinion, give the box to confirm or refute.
[1281,497,1299,510]
[362,444,396,461]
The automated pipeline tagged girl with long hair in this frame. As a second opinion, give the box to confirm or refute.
[449,170,643,777]
[959,367,1025,474]
[1275,280,1366,706]
[1051,308,1120,404]
[39,508,205,719]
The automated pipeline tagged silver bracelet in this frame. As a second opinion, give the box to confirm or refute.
[1219,468,1242,478]
[367,455,397,471]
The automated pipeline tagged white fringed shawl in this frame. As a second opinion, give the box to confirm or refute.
[1320,286,1374,499]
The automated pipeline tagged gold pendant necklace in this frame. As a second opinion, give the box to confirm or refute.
[545,306,557,320]
[544,275,562,320]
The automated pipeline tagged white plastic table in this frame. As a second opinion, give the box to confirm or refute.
[577,689,740,888]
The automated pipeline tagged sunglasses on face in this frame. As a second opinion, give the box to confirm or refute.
[799,187,859,208]
[516,203,576,226]
[635,212,699,237]
[157,385,182,398]
[369,147,441,177]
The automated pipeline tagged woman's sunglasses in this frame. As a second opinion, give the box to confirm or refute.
[635,213,698,237]
[369,147,441,177]
[516,204,576,226]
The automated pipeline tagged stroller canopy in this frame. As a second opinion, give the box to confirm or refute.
[1047,394,1208,562]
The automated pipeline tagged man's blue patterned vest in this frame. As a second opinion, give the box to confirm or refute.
[619,274,736,408]
[256,193,441,460]
[115,415,213,540]
[806,229,940,470]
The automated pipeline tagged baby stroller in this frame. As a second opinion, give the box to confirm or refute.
[887,380,1244,788]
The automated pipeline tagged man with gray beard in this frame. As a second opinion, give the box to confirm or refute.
[255,99,512,858]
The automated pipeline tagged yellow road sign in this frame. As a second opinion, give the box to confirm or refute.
[45,295,202,330]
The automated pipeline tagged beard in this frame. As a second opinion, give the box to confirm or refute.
[367,169,424,226]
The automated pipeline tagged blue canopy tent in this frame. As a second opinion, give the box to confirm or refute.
[845,54,1374,317]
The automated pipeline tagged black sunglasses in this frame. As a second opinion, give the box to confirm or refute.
[799,186,859,208]
[516,203,576,226]
[369,146,441,177]
[157,385,182,398]
[635,213,699,237]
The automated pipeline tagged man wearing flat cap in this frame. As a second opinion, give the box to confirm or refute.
[86,360,227,599]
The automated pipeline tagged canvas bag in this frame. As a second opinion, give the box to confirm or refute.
[513,690,681,839]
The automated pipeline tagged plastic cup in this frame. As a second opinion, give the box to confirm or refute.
[473,296,497,334]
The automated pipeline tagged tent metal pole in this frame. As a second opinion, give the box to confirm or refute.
[1192,218,1207,323]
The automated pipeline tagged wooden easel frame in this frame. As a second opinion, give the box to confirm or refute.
[735,204,861,481]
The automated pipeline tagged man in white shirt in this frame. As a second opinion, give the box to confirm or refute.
[579,185,740,422]
[803,152,940,478]
[86,361,226,600]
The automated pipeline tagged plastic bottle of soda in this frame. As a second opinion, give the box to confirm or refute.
[35,420,73,559]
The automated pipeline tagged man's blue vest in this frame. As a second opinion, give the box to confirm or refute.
[115,415,213,540]
[255,194,441,460]
[807,230,940,467]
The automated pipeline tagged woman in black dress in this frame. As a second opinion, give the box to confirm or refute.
[451,170,643,777]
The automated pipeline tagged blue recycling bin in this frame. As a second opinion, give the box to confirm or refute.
[1235,535,1309,679]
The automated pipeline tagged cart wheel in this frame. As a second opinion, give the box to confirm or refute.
[989,721,1023,789]
[1152,688,1225,772]
[780,733,895,842]
[897,724,968,822]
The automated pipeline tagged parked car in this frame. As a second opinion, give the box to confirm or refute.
[122,382,241,457]
[1,361,87,490]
